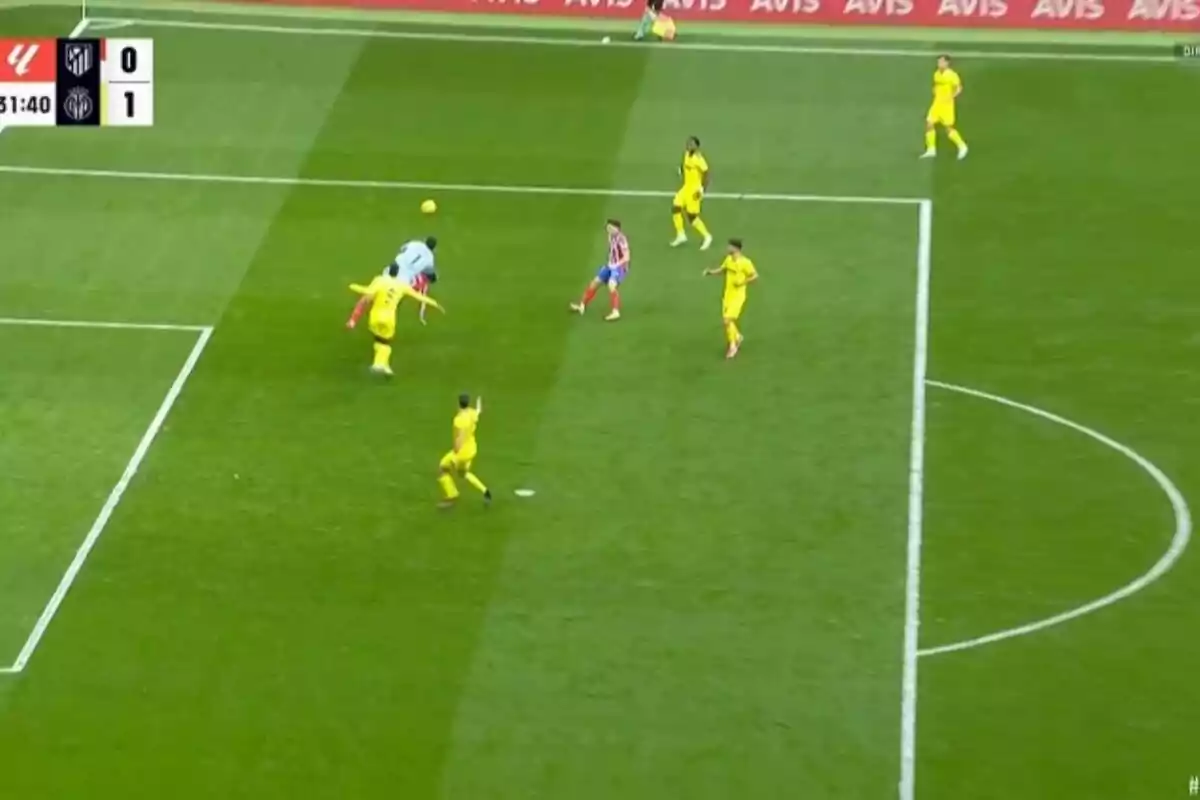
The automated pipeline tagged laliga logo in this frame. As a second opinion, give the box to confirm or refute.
[6,43,39,76]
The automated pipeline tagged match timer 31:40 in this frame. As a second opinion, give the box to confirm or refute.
[0,37,154,127]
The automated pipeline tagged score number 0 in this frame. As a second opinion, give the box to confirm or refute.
[104,38,154,127]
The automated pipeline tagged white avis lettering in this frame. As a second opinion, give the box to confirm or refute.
[6,43,39,77]
[749,0,820,12]
[664,0,729,12]
[1127,0,1199,19]
[938,0,1008,16]
[843,0,914,15]
[1031,0,1104,18]
[564,0,633,6]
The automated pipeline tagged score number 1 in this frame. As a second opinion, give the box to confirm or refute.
[103,38,154,127]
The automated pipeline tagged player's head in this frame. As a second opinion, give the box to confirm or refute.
[386,263,400,278]
[937,54,951,69]
[686,136,700,153]
[727,238,743,255]
[426,236,438,251]
[458,393,471,409]
[606,218,621,235]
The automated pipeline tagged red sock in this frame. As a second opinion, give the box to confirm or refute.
[610,289,620,311]
[348,297,368,325]
[581,285,598,306]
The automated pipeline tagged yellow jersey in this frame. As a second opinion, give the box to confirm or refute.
[681,151,709,191]
[932,68,962,104]
[350,275,438,317]
[721,254,757,296]
[453,408,480,452]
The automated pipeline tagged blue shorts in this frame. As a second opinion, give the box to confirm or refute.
[595,265,628,286]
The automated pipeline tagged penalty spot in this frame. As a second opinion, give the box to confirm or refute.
[514,489,536,498]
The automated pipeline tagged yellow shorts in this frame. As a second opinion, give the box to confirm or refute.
[440,446,477,472]
[673,186,703,217]
[368,311,395,341]
[927,102,956,127]
[722,292,746,321]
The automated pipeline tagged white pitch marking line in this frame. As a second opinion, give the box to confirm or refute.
[67,16,91,39]
[0,164,924,205]
[1,326,214,674]
[97,15,1178,65]
[898,199,932,800]
[918,380,1193,659]
[0,17,89,139]
[0,316,206,332]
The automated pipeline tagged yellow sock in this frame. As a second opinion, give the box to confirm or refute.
[438,473,459,500]
[372,342,392,369]
[672,212,685,236]
[947,128,967,149]
[691,217,711,240]
[924,129,936,150]
[725,321,739,345]
[464,472,488,495]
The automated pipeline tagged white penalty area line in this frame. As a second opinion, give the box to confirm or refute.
[917,380,1192,659]
[96,15,1178,64]
[0,164,924,206]
[0,316,206,332]
[0,321,214,674]
[898,199,932,800]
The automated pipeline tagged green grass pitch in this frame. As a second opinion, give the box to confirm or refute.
[1,4,1199,798]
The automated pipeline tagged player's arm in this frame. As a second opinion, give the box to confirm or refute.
[702,264,725,277]
[743,266,759,286]
[476,396,483,416]
[699,158,710,195]
[952,74,963,100]
[399,284,446,312]
[350,275,386,296]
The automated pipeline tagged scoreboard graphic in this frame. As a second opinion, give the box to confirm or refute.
[0,38,154,127]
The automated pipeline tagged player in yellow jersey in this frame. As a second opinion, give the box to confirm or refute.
[671,136,713,251]
[438,393,492,508]
[703,238,758,360]
[922,55,968,160]
[347,263,444,376]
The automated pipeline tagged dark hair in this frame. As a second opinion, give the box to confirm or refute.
[688,136,701,147]
[606,218,621,229]
[426,236,438,250]
[938,54,951,62]
[386,263,400,277]
[458,393,471,409]
[728,238,744,250]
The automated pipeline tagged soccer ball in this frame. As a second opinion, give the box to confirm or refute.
[421,199,437,214]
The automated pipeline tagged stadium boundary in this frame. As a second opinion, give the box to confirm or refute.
[88,15,1180,64]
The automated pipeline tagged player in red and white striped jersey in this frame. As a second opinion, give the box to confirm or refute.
[570,220,630,322]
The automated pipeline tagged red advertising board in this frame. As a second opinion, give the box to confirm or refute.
[253,0,1200,31]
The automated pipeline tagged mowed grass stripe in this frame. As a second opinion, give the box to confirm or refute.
[0,36,657,800]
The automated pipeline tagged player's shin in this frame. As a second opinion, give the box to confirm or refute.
[610,288,620,311]
[672,210,686,236]
[947,128,967,149]
[438,472,460,500]
[635,9,654,37]
[924,129,936,151]
[581,283,599,306]
[347,297,369,327]
[725,320,738,344]
[691,216,711,239]
[465,472,488,495]
[372,342,393,370]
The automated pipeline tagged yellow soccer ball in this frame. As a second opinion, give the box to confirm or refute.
[421,199,437,214]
